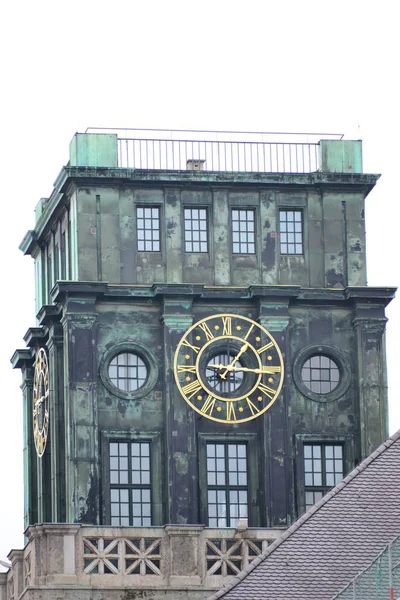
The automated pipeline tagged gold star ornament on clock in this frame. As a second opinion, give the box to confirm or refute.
[174,314,284,423]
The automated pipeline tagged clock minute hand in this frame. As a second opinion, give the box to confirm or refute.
[229,365,277,375]
[220,343,249,379]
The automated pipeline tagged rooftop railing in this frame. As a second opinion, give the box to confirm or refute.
[86,128,343,174]
[331,534,400,600]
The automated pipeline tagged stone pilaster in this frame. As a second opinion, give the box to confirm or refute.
[47,322,65,522]
[61,298,99,524]
[213,188,230,285]
[26,524,80,586]
[20,361,37,528]
[258,298,292,527]
[161,297,196,524]
[353,313,388,458]
[6,550,24,599]
[164,525,203,586]
[0,573,7,600]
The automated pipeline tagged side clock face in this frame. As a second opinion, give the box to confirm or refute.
[174,314,284,423]
[33,348,50,457]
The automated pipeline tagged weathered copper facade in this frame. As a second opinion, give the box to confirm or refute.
[10,133,394,586]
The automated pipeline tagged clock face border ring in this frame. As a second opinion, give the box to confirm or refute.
[33,347,50,458]
[173,313,285,424]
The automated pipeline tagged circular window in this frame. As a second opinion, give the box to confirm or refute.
[100,343,158,400]
[293,345,351,402]
[108,352,148,392]
[205,353,244,393]
[301,355,340,394]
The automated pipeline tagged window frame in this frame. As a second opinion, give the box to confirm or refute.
[231,208,256,255]
[279,209,304,255]
[109,439,152,526]
[206,441,249,528]
[301,354,340,395]
[136,206,161,253]
[108,351,148,393]
[101,430,162,526]
[293,344,351,403]
[198,433,260,527]
[99,342,159,401]
[183,207,209,253]
[303,442,344,511]
[294,434,353,516]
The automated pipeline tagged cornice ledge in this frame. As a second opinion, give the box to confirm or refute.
[51,281,109,303]
[19,230,37,255]
[250,285,301,298]
[345,286,397,305]
[25,523,82,540]
[10,348,34,369]
[23,326,46,347]
[37,303,62,326]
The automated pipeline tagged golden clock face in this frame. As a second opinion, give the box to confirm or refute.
[174,314,284,423]
[33,348,49,457]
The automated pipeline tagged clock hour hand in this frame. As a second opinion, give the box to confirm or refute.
[220,343,249,379]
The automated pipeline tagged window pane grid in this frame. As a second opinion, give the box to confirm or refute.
[137,206,161,252]
[207,443,248,527]
[184,208,208,252]
[232,209,255,254]
[302,355,340,394]
[109,352,147,392]
[304,443,344,511]
[280,210,303,254]
[206,353,244,394]
[109,441,152,526]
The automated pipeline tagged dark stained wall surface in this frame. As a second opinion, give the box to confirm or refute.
[71,182,368,289]
[14,164,394,534]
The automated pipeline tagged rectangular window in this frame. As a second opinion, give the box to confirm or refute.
[207,442,248,527]
[232,209,255,254]
[279,210,303,254]
[304,443,343,510]
[137,207,160,252]
[184,208,208,252]
[109,441,151,526]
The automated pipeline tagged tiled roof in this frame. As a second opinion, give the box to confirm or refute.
[209,430,400,600]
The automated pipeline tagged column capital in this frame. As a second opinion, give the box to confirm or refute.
[161,315,193,331]
[258,298,291,331]
[61,311,98,329]
[259,315,290,332]
[161,296,194,331]
[352,316,387,335]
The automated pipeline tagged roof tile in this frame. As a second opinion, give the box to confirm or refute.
[209,430,400,600]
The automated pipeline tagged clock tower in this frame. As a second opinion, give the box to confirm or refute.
[7,129,394,599]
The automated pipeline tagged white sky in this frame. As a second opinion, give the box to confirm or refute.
[1,0,399,567]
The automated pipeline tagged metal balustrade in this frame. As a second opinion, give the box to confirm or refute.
[331,535,400,600]
[86,127,343,173]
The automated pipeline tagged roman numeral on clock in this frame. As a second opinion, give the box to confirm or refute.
[181,338,200,354]
[199,322,214,341]
[226,402,237,421]
[222,316,232,336]
[246,397,261,416]
[257,341,274,354]
[177,365,197,373]
[182,379,202,399]
[258,382,277,399]
[201,395,216,416]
